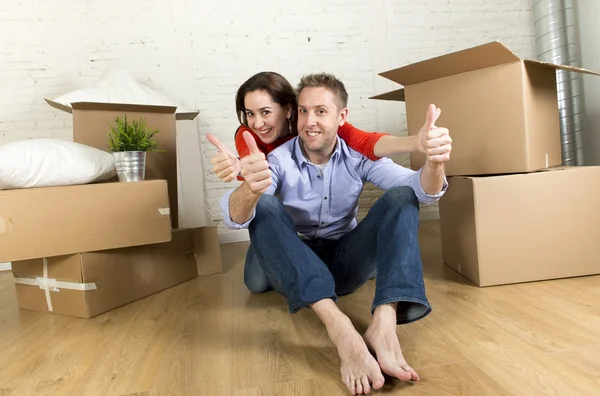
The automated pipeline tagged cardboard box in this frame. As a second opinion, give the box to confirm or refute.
[192,225,224,276]
[45,100,199,228]
[371,41,600,176]
[11,228,205,318]
[438,166,600,287]
[0,180,172,263]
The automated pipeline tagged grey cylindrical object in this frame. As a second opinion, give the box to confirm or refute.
[533,0,584,165]
[113,151,146,182]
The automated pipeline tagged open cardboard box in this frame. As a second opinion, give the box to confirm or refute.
[371,41,600,176]
[45,99,199,229]
[438,166,600,287]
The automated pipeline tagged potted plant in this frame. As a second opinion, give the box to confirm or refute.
[107,114,163,182]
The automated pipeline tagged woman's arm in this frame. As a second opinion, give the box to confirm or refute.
[337,122,423,160]
[373,135,421,158]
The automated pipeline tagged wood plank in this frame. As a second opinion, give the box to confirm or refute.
[230,242,315,391]
[549,345,600,388]
[233,379,324,396]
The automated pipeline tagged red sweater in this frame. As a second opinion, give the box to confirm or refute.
[234,123,389,180]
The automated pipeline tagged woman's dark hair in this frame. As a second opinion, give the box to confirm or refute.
[235,71,298,135]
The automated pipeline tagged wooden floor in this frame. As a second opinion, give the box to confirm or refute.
[1,220,599,395]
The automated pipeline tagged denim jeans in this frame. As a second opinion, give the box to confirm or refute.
[244,186,431,325]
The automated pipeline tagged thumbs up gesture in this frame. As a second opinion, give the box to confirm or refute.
[207,133,241,183]
[418,104,452,165]
[240,131,272,195]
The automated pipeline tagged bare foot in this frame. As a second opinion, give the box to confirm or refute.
[311,299,385,395]
[332,324,386,395]
[364,304,420,382]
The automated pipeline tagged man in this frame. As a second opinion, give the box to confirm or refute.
[220,73,451,395]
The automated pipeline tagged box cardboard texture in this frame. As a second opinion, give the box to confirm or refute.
[193,225,224,276]
[45,100,200,229]
[438,167,600,287]
[12,228,202,319]
[0,180,172,263]
[371,41,600,176]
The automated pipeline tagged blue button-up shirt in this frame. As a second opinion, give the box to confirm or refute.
[220,136,447,240]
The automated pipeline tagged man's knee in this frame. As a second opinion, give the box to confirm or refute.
[254,194,285,220]
[244,272,272,294]
[244,247,273,294]
[379,186,418,209]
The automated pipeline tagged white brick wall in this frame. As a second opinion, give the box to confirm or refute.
[0,0,536,238]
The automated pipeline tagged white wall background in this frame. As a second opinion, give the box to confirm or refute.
[0,0,537,245]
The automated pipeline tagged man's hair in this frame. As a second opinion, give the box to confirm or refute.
[296,73,348,110]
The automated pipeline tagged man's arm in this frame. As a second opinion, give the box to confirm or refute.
[420,162,446,196]
[361,157,446,204]
[228,182,263,224]
[418,104,452,194]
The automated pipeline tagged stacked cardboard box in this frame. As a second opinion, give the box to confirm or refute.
[1,101,223,318]
[372,41,600,286]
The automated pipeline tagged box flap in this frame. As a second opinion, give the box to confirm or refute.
[45,99,199,121]
[44,98,74,114]
[369,89,405,102]
[71,101,177,114]
[378,41,520,86]
[523,59,600,77]
[175,111,200,121]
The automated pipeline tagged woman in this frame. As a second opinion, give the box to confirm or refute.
[209,71,424,182]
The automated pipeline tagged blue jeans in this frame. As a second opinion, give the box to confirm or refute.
[244,186,431,325]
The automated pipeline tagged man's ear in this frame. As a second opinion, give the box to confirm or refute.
[338,108,348,126]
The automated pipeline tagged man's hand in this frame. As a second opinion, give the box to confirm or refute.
[420,104,452,166]
[240,131,272,195]
[207,133,241,183]
[418,104,451,195]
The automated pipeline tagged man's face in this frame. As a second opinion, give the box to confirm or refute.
[297,87,347,163]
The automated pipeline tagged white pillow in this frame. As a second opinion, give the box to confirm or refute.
[50,68,194,114]
[0,138,116,190]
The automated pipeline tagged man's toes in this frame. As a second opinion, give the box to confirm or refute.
[371,372,385,390]
[386,364,413,381]
[345,376,356,395]
[401,365,420,381]
[344,376,353,395]
[361,377,371,394]
[355,379,363,394]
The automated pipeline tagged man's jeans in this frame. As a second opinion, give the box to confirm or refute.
[244,186,431,325]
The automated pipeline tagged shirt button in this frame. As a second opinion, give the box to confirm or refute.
[324,197,328,200]
[321,222,325,225]
[317,175,322,179]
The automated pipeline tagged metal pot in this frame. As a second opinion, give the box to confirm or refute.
[113,151,146,182]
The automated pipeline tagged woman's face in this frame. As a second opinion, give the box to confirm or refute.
[244,90,292,144]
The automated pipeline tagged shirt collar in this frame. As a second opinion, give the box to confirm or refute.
[292,135,342,167]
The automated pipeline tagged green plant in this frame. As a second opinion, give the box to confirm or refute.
[107,114,163,152]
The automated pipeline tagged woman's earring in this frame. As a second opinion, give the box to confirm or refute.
[288,118,292,134]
